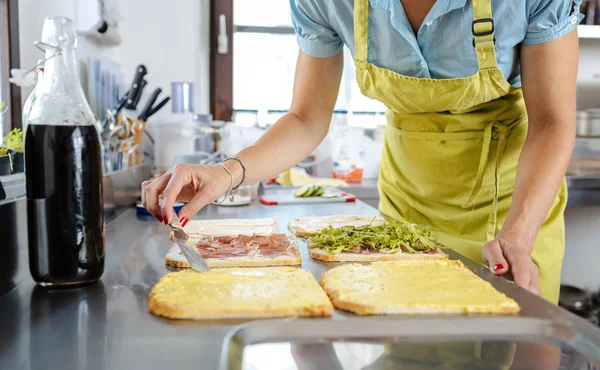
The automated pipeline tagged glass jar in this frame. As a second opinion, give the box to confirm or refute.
[25,16,104,286]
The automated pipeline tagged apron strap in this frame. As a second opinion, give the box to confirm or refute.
[472,0,498,71]
[354,0,369,65]
[462,122,511,241]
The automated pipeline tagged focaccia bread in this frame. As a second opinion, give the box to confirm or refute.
[321,260,520,315]
[169,217,279,240]
[166,233,302,268]
[288,215,386,237]
[149,267,333,320]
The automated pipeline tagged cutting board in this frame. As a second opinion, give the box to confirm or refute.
[260,188,356,206]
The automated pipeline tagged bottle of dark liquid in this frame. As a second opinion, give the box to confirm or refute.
[25,16,104,286]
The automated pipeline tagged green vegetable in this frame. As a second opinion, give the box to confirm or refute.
[308,218,441,254]
[295,185,311,197]
[294,184,325,198]
[0,148,6,156]
[2,128,23,153]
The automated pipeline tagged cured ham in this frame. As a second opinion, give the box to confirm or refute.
[193,233,294,259]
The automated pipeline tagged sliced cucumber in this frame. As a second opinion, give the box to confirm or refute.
[294,185,312,197]
[321,193,341,198]
[313,185,325,197]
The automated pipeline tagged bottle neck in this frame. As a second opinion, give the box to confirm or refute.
[43,48,78,80]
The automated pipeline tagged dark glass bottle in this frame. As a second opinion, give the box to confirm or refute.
[25,16,104,286]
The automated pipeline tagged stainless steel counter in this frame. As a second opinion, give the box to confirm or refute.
[1,195,600,370]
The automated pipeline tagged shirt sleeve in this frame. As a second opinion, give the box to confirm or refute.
[523,0,584,45]
[290,0,343,58]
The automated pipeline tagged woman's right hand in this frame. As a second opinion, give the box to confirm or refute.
[141,163,232,225]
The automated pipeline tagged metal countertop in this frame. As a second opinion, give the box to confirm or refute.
[1,195,599,370]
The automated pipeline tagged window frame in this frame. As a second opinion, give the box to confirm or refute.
[209,1,387,122]
[0,0,21,133]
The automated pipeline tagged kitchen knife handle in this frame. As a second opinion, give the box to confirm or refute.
[125,64,148,109]
[131,79,148,110]
[138,88,162,121]
[144,97,170,121]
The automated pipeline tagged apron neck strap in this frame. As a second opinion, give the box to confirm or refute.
[353,0,500,71]
[354,0,370,65]
[472,0,498,70]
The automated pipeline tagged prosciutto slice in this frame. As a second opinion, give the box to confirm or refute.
[192,234,293,259]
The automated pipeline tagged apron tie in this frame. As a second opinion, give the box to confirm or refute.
[462,121,511,241]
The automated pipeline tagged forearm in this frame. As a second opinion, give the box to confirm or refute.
[228,112,329,185]
[503,30,579,250]
[223,51,343,188]
[500,122,574,249]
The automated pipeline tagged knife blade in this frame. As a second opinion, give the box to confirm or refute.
[170,214,210,272]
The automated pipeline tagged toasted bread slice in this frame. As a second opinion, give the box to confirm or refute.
[309,246,447,262]
[321,260,520,315]
[166,234,302,268]
[149,268,333,320]
[169,217,279,241]
[288,215,385,237]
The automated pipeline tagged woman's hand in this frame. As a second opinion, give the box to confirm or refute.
[482,232,541,296]
[141,163,232,225]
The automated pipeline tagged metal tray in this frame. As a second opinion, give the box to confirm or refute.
[220,317,600,370]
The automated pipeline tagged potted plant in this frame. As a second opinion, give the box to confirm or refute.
[1,128,24,173]
[0,147,13,176]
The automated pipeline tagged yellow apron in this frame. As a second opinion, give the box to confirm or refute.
[354,0,566,303]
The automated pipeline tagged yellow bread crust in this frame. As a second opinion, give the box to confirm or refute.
[320,261,520,316]
[149,268,333,320]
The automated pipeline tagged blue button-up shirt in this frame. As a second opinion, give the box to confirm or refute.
[291,0,583,87]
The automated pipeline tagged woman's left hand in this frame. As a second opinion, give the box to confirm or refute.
[482,233,541,296]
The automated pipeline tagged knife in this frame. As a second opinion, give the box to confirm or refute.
[170,214,210,272]
[124,64,148,110]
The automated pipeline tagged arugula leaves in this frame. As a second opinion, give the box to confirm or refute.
[308,219,439,254]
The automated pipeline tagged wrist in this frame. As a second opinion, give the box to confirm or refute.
[496,226,536,254]
[224,158,244,188]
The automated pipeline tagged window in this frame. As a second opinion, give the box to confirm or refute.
[218,0,386,127]
[0,0,20,143]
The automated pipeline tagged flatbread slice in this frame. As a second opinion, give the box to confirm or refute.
[166,234,302,268]
[149,267,333,320]
[288,215,385,237]
[321,260,520,316]
[309,246,447,262]
[169,217,279,240]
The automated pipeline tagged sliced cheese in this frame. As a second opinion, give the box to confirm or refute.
[149,268,333,320]
[321,260,520,315]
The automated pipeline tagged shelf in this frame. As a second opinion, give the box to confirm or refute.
[579,25,600,39]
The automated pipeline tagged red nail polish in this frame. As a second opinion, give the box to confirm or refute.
[181,217,189,227]
[156,215,163,222]
[163,217,169,225]
[493,264,504,271]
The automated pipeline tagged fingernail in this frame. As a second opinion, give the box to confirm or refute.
[181,217,189,227]
[493,264,504,271]
[156,214,163,223]
[163,217,169,225]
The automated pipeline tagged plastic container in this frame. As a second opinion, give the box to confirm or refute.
[331,124,366,183]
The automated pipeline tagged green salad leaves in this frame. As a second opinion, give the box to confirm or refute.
[308,218,440,254]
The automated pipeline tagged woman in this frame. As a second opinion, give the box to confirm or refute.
[143,0,582,303]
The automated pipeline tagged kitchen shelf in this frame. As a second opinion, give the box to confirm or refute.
[579,25,600,39]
